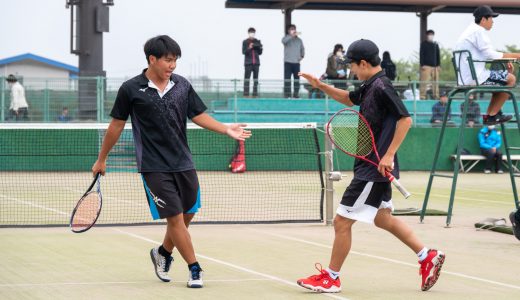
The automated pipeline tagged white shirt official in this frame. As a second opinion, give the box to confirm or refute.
[455,23,503,85]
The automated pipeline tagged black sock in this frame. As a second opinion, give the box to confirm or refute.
[188,261,201,270]
[158,245,172,258]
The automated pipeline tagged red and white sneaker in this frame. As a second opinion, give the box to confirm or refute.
[419,249,445,291]
[297,263,341,293]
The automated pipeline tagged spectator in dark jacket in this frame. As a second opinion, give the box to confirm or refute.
[460,93,481,127]
[242,27,263,97]
[431,91,454,126]
[478,125,503,173]
[420,29,441,100]
[326,44,348,89]
[381,51,397,81]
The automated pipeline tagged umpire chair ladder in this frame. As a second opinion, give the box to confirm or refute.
[421,50,520,226]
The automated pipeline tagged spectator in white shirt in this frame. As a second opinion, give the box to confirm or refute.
[455,5,520,125]
[6,74,29,121]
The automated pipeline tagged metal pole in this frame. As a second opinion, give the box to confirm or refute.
[233,79,238,123]
[284,8,293,34]
[1,78,5,121]
[44,80,50,122]
[324,130,334,225]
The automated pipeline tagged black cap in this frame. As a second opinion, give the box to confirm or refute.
[473,5,499,19]
[440,90,448,97]
[5,74,17,82]
[345,39,379,63]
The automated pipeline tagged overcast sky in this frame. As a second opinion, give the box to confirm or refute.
[1,0,519,79]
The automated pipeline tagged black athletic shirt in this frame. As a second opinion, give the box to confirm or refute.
[348,71,410,182]
[110,70,207,172]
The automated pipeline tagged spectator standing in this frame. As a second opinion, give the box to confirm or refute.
[6,74,29,121]
[420,30,441,100]
[242,27,263,97]
[478,125,503,174]
[326,44,348,89]
[460,93,481,127]
[282,24,305,98]
[381,51,397,81]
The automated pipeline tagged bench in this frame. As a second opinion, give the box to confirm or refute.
[450,154,520,173]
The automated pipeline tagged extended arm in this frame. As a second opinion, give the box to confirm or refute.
[299,72,353,106]
[191,112,251,141]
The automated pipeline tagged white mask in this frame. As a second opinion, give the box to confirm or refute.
[427,34,434,42]
[336,51,343,57]
[248,32,255,38]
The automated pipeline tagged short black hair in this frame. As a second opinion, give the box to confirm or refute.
[475,15,492,24]
[350,56,381,67]
[426,29,435,35]
[248,27,256,33]
[144,35,181,64]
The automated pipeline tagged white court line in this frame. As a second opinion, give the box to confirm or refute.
[0,195,68,216]
[249,229,520,291]
[456,187,519,196]
[113,228,350,300]
[0,279,271,288]
[412,191,512,205]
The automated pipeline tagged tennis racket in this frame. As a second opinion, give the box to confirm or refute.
[70,173,103,233]
[326,108,411,198]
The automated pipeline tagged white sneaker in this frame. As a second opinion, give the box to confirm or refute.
[187,265,204,288]
[484,169,491,174]
[150,247,173,282]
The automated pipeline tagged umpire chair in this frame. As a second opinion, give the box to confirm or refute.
[421,50,520,226]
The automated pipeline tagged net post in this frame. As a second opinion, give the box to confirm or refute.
[324,127,334,225]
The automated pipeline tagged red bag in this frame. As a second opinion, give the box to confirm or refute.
[229,140,246,173]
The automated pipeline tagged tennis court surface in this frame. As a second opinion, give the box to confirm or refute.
[1,172,519,300]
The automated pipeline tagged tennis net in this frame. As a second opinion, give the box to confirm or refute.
[0,123,324,226]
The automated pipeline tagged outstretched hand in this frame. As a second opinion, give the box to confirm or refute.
[298,72,321,88]
[226,124,252,141]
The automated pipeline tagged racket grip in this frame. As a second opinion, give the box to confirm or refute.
[387,173,411,199]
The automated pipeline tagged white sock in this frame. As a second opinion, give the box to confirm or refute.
[326,268,340,280]
[417,247,429,262]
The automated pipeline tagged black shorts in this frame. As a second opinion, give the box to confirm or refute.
[141,170,201,220]
[336,178,393,224]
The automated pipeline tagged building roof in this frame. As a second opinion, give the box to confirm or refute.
[0,53,78,73]
[225,0,520,14]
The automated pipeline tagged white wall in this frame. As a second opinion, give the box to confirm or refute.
[0,60,76,90]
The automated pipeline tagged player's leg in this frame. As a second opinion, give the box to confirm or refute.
[329,215,356,271]
[485,73,516,123]
[374,208,445,291]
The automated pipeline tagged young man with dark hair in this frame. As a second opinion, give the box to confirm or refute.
[91,35,251,288]
[282,24,305,98]
[419,29,441,100]
[242,27,263,97]
[297,39,444,293]
[455,5,520,125]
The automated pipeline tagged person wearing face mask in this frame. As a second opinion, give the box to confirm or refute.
[282,24,305,98]
[326,44,348,89]
[455,5,520,125]
[419,30,441,100]
[242,27,263,97]
[478,124,503,174]
[5,74,29,121]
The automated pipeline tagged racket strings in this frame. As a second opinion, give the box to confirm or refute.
[329,113,373,157]
[71,192,101,230]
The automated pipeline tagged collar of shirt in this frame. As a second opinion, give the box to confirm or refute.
[138,68,175,98]
[359,70,386,90]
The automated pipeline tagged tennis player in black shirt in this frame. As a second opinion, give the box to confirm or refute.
[297,39,444,293]
[91,35,251,288]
